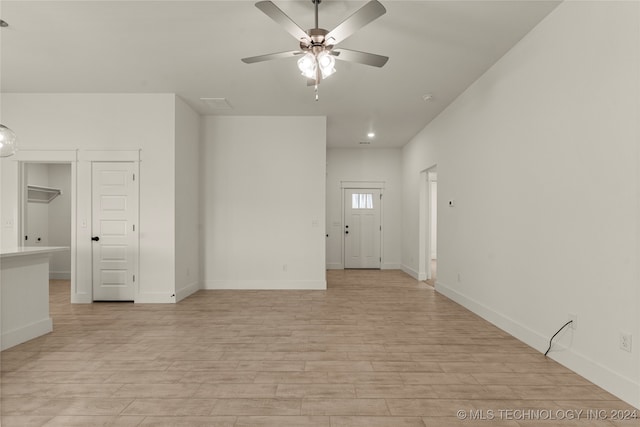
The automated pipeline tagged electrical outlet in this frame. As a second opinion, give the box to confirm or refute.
[568,313,577,330]
[620,333,632,352]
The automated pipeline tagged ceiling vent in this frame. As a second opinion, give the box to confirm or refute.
[200,98,233,110]
[359,141,371,145]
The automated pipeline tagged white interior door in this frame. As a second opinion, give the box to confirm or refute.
[344,189,381,269]
[92,162,138,301]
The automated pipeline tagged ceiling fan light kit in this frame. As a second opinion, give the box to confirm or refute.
[0,125,18,158]
[242,0,389,100]
[297,53,317,78]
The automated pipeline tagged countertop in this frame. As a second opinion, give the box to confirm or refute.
[0,246,69,259]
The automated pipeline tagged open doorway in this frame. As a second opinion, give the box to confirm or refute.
[21,162,72,291]
[418,167,437,283]
[427,171,437,285]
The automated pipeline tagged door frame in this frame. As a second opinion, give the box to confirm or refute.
[418,166,437,281]
[340,181,385,269]
[84,151,140,302]
[14,150,78,302]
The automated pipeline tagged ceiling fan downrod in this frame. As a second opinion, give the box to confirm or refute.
[312,0,320,29]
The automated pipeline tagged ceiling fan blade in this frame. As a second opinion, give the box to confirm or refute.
[242,50,304,64]
[324,0,386,46]
[331,48,389,67]
[255,1,310,43]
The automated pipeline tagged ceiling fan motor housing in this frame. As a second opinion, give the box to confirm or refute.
[301,28,333,51]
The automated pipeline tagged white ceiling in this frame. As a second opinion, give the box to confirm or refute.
[0,0,560,148]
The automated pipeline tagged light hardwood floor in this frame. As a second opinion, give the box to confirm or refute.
[1,271,637,426]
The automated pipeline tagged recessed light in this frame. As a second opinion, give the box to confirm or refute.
[367,132,375,138]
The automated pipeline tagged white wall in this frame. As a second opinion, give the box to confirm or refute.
[202,116,326,290]
[402,1,639,407]
[326,148,402,269]
[174,96,201,301]
[1,93,178,303]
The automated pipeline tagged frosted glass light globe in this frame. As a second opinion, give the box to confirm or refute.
[297,53,317,79]
[0,125,17,157]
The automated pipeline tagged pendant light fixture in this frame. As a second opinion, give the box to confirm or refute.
[0,22,16,157]
[0,125,18,157]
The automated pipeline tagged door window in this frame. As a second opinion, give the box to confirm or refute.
[351,193,374,209]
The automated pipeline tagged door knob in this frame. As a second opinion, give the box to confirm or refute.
[91,236,100,241]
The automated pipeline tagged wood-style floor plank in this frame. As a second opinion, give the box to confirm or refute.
[1,272,637,426]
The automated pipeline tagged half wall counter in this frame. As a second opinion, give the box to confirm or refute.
[1,246,68,350]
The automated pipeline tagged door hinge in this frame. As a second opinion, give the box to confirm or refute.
[380,225,382,231]
[133,224,135,232]
[380,194,382,199]
[133,173,135,181]
[133,274,135,283]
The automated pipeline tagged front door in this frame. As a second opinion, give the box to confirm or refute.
[92,162,138,301]
[344,189,381,269]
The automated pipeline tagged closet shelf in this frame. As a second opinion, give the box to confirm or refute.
[27,185,62,203]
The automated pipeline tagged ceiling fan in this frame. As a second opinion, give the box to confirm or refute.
[242,0,389,96]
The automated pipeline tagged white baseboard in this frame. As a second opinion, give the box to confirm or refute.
[135,292,176,304]
[1,317,53,351]
[49,271,71,280]
[401,264,419,280]
[203,280,327,290]
[326,263,401,270]
[71,293,91,304]
[175,280,200,302]
[552,343,640,410]
[436,281,640,409]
